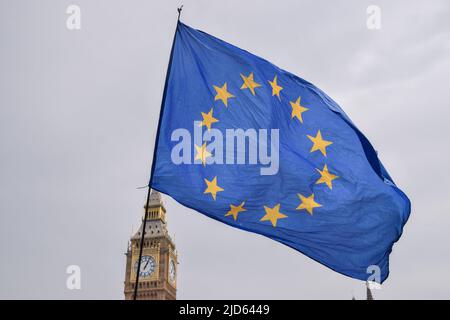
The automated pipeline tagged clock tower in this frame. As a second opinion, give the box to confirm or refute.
[124,190,177,300]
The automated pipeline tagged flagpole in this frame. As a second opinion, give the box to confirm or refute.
[133,6,183,301]
[177,5,183,21]
[133,186,151,300]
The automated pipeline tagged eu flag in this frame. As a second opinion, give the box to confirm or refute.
[150,22,410,282]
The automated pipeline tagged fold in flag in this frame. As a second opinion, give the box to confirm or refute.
[150,22,410,282]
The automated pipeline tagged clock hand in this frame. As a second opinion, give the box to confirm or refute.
[143,259,149,269]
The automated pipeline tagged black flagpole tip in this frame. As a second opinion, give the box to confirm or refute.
[177,5,183,21]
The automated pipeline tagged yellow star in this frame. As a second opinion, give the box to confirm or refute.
[268,75,283,99]
[296,193,322,215]
[307,130,333,156]
[194,143,212,165]
[204,176,224,200]
[290,96,309,123]
[316,164,338,189]
[199,108,219,131]
[225,201,246,221]
[213,83,235,107]
[260,204,287,227]
[240,72,261,96]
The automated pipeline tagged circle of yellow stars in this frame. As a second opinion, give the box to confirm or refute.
[195,72,339,228]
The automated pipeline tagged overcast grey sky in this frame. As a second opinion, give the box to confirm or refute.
[1,0,449,299]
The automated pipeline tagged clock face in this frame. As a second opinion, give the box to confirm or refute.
[134,255,156,278]
[169,259,176,283]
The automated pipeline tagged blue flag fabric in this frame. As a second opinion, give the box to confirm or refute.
[150,22,410,282]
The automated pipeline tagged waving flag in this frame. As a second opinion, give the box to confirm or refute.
[149,22,410,282]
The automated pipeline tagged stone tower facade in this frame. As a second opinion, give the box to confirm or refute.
[124,190,177,300]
